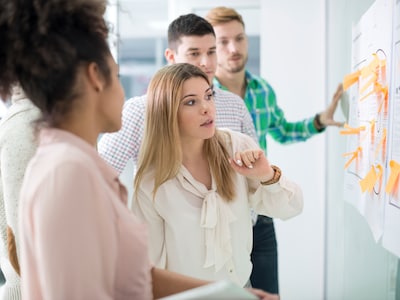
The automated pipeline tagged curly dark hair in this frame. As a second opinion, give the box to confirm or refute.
[0,0,111,126]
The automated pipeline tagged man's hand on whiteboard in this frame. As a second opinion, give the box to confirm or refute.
[317,83,345,128]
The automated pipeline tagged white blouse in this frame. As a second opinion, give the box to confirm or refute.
[132,128,303,286]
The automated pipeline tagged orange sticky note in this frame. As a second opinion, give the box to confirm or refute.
[379,86,389,114]
[379,57,386,68]
[339,124,366,135]
[343,70,360,91]
[360,53,379,79]
[374,128,387,160]
[370,119,376,145]
[360,166,377,192]
[376,164,383,186]
[359,73,377,95]
[343,147,362,169]
[359,81,386,102]
[385,160,400,194]
[359,164,383,193]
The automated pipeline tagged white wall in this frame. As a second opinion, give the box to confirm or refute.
[118,0,261,38]
[260,1,329,299]
[259,1,399,299]
[172,0,260,35]
[105,0,119,61]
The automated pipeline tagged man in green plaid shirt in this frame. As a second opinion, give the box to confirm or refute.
[223,70,343,152]
[206,6,343,297]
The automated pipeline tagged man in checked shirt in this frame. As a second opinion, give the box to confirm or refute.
[205,6,344,298]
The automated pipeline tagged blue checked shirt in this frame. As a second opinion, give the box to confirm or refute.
[214,70,323,154]
[98,86,257,173]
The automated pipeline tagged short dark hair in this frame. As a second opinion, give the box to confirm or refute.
[167,13,215,50]
[0,0,111,126]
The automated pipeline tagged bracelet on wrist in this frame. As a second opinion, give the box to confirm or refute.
[314,113,326,131]
[260,165,281,185]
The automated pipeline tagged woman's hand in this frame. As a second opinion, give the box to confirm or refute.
[246,287,280,300]
[229,149,275,183]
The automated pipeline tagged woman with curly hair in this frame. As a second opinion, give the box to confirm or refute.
[0,1,218,299]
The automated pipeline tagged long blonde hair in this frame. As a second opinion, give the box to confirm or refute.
[134,63,236,200]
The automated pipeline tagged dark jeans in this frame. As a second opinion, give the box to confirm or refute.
[0,268,4,286]
[250,215,278,294]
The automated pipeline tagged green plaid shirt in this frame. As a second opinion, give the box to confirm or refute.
[214,70,323,153]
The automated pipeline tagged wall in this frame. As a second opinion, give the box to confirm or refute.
[260,1,328,299]
[260,0,399,299]
[326,0,398,299]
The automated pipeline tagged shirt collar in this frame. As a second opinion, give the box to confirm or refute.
[212,77,224,90]
[213,70,256,92]
[244,70,259,89]
[176,166,237,272]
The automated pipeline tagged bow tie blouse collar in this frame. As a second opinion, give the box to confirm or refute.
[177,166,237,272]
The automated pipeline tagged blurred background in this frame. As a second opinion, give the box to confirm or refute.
[103,0,400,299]
[109,0,261,98]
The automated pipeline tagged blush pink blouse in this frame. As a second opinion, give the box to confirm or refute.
[19,128,153,300]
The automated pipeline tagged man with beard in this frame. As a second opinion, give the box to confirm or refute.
[205,6,343,298]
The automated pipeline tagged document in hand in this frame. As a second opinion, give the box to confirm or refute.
[158,280,258,300]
